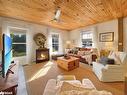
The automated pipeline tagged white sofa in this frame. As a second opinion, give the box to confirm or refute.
[92,51,127,82]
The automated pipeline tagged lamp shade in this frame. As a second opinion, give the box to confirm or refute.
[66,41,71,49]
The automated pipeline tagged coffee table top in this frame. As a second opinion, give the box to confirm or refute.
[57,56,79,62]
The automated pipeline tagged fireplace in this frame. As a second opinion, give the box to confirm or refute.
[36,48,49,63]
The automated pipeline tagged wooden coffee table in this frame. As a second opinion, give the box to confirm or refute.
[57,57,79,71]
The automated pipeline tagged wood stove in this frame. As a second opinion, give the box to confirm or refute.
[36,48,49,63]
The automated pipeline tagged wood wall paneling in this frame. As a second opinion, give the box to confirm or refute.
[0,27,2,50]
[0,0,127,30]
[118,17,123,51]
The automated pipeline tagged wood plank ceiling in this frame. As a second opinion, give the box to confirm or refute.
[0,0,127,31]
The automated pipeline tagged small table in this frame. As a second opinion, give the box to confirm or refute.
[57,57,79,71]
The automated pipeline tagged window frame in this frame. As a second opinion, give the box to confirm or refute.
[51,33,59,53]
[81,31,93,48]
[11,32,27,57]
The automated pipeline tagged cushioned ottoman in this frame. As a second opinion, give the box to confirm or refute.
[52,54,64,60]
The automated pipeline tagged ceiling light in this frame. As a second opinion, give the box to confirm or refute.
[54,7,61,20]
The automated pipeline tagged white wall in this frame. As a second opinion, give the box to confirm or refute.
[0,17,69,65]
[69,19,118,51]
[97,20,118,51]
[69,25,97,48]
[1,16,127,65]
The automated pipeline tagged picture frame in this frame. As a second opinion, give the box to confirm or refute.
[99,32,114,42]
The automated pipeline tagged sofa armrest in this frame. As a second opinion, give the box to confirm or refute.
[92,62,105,72]
[43,79,57,95]
[93,62,105,69]
[104,64,122,69]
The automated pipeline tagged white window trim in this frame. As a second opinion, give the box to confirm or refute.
[81,30,93,48]
[9,27,27,57]
[51,33,60,54]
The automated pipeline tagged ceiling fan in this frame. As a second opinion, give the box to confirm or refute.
[50,7,61,22]
[50,0,70,23]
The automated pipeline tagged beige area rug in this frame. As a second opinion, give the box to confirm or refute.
[23,61,124,95]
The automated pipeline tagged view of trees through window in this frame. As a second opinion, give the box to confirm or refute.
[52,34,59,52]
[11,32,26,57]
[81,31,93,47]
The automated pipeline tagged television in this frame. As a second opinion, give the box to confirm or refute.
[2,34,12,78]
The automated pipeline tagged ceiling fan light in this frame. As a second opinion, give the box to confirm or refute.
[54,8,61,20]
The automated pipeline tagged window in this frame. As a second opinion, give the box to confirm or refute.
[81,31,93,47]
[52,34,59,52]
[11,32,26,57]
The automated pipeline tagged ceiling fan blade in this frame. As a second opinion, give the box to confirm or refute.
[54,8,61,20]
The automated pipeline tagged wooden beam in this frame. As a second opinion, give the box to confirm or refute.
[0,27,2,50]
[118,17,123,51]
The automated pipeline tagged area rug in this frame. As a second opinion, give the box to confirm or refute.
[23,61,124,95]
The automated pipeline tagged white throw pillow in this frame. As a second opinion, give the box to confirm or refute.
[108,52,121,65]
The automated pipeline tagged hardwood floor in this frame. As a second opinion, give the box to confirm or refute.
[17,65,28,95]
[23,61,124,95]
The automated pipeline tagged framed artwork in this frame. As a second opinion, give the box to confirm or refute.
[99,32,114,42]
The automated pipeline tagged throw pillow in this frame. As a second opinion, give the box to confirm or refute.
[77,51,85,56]
[108,52,121,65]
[84,51,91,55]
[68,49,73,53]
[114,53,122,65]
[73,50,78,54]
[99,57,114,65]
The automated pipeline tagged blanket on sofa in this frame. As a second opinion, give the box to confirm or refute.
[56,82,112,95]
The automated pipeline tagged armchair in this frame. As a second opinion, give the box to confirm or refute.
[92,51,127,82]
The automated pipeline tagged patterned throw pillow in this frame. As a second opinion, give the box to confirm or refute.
[77,51,85,56]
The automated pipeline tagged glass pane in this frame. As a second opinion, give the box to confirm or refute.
[52,34,59,52]
[52,44,59,52]
[11,33,26,43]
[82,32,93,39]
[12,44,26,57]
